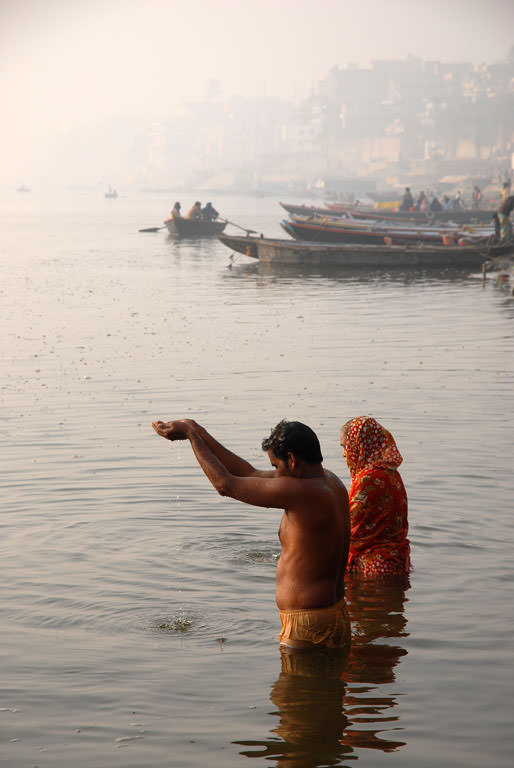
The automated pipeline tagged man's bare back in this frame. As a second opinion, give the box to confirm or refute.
[275,468,349,610]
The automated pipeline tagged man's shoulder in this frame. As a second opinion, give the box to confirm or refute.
[323,467,347,491]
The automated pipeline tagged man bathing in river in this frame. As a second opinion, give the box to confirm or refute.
[152,418,350,649]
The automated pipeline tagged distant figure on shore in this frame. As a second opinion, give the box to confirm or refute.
[452,191,464,209]
[399,187,414,212]
[472,186,482,209]
[152,418,351,649]
[201,202,219,221]
[170,202,182,219]
[416,191,428,212]
[186,201,202,220]
[429,195,443,213]
[340,416,410,577]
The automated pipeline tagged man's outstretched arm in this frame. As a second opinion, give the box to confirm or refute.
[152,419,306,509]
[152,419,274,477]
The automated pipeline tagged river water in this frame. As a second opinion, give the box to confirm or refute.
[1,190,513,767]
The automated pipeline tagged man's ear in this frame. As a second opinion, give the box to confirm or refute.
[287,451,297,471]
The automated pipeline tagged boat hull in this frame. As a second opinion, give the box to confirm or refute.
[218,234,260,258]
[281,219,452,245]
[280,202,338,218]
[218,234,512,268]
[165,218,227,237]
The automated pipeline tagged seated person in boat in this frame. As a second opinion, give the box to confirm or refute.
[201,202,219,221]
[170,202,182,219]
[152,418,351,649]
[441,195,452,211]
[186,201,203,220]
[340,416,410,577]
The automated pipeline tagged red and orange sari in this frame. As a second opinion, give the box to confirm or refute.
[344,417,410,576]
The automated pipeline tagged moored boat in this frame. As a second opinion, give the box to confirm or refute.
[218,233,513,268]
[280,200,495,226]
[280,202,339,218]
[281,216,492,246]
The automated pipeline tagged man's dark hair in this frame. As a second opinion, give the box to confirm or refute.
[262,419,323,464]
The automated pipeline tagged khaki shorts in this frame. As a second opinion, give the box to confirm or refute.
[279,599,351,649]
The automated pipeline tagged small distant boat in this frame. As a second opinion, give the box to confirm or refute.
[17,185,30,193]
[164,217,227,237]
[105,186,118,199]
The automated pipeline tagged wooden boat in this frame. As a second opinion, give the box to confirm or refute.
[280,202,339,218]
[280,217,492,246]
[280,200,495,225]
[218,233,513,268]
[105,186,118,199]
[164,217,227,237]
[280,200,442,225]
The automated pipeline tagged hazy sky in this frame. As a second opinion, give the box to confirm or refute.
[1,0,513,185]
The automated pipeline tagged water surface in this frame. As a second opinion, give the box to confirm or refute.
[1,190,513,766]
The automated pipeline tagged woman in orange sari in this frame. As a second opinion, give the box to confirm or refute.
[340,416,410,577]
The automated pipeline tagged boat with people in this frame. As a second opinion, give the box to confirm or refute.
[163,200,227,237]
[218,233,514,268]
[105,186,118,199]
[280,201,494,225]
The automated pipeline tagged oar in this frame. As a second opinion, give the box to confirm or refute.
[220,218,258,235]
[139,225,167,232]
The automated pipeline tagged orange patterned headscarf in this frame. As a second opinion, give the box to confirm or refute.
[343,416,403,479]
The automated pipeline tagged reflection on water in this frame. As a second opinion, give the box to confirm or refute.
[235,576,409,766]
[228,257,482,287]
[236,646,351,766]
[342,576,410,754]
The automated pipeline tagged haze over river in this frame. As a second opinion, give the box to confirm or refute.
[1,190,513,767]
